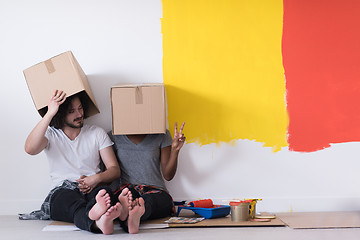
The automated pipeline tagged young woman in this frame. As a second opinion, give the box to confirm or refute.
[109,122,186,233]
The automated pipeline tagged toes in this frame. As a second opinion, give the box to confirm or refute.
[120,188,129,197]
[98,189,107,196]
[128,193,133,201]
[108,206,114,212]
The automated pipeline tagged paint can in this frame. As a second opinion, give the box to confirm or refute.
[245,199,262,218]
[229,201,250,222]
[249,201,256,218]
[248,199,258,218]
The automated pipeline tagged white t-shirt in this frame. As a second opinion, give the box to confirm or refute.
[44,124,113,189]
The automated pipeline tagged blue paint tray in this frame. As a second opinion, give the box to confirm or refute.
[176,205,230,219]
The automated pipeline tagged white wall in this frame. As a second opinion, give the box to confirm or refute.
[0,0,359,215]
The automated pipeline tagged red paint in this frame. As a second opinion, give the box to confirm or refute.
[283,0,360,152]
[229,200,253,206]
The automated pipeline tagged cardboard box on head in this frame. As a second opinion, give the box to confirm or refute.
[23,51,99,118]
[111,83,166,135]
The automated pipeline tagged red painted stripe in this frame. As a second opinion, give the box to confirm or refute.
[283,0,360,152]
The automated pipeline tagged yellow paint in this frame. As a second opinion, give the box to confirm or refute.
[162,0,288,151]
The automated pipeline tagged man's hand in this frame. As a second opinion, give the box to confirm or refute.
[47,90,66,117]
[24,90,67,156]
[76,175,99,194]
[172,122,186,151]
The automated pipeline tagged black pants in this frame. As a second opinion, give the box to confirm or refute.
[49,186,115,233]
[116,187,173,232]
[140,190,173,221]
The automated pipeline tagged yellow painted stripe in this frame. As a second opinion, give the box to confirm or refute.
[162,0,288,151]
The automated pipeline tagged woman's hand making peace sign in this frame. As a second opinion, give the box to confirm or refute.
[172,122,186,151]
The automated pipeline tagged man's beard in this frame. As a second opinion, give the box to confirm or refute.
[65,117,84,129]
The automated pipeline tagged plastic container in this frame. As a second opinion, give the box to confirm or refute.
[176,205,230,219]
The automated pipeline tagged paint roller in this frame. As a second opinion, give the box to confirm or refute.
[188,199,214,208]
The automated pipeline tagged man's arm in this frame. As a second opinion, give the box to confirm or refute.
[97,146,121,183]
[25,90,66,155]
[77,146,120,194]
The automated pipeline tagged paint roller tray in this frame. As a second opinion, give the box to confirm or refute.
[176,205,230,219]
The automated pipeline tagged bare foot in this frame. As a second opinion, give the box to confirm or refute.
[95,203,121,235]
[88,189,111,221]
[128,198,145,234]
[118,188,132,221]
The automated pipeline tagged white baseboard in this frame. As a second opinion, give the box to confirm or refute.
[191,196,360,213]
[0,199,44,215]
[2,197,360,215]
[254,197,360,213]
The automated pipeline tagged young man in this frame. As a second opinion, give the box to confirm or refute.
[24,90,128,234]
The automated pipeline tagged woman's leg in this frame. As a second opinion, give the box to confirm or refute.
[140,191,173,221]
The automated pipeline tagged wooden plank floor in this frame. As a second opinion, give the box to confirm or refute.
[277,211,360,229]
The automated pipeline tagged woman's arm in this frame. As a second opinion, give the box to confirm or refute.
[161,122,186,181]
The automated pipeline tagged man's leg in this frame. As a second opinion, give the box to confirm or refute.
[93,202,122,235]
[50,187,118,233]
[85,186,116,221]
[84,186,120,234]
[50,188,95,232]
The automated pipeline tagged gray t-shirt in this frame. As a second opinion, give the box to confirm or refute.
[109,130,172,190]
